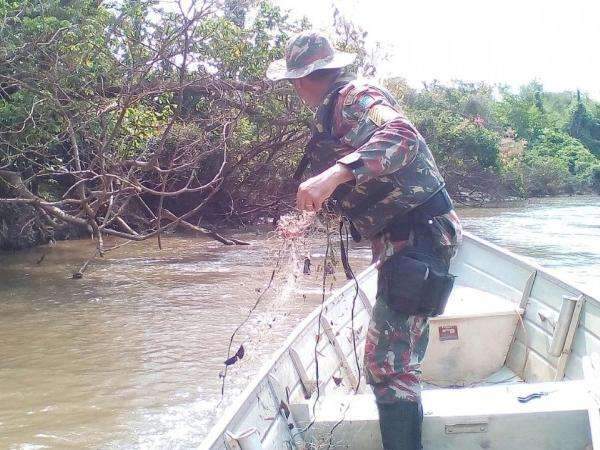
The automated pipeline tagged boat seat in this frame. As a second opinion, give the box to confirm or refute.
[443,285,522,316]
[421,285,523,386]
[303,380,591,450]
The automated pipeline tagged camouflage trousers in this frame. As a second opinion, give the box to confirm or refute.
[363,211,461,404]
[364,300,429,404]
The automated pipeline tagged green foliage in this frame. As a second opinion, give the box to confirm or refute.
[488,84,600,197]
[388,80,501,169]
[494,83,546,143]
[523,130,600,194]
[442,119,500,168]
[196,0,299,81]
[388,78,600,200]
[522,153,571,196]
[498,152,526,197]
[117,102,172,158]
[568,91,600,157]
[0,0,119,171]
[592,166,600,193]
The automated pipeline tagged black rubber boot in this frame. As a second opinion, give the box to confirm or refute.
[377,399,423,450]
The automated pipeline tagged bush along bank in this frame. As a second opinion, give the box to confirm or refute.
[0,180,87,251]
[385,79,600,202]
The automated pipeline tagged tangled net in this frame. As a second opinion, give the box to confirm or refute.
[220,211,362,448]
[269,211,323,310]
[219,211,338,400]
[276,211,318,240]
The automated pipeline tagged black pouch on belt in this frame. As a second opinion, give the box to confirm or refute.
[378,250,455,317]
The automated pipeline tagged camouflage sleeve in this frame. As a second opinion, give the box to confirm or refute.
[333,84,420,185]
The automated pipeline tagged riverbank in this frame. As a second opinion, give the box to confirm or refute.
[2,192,597,253]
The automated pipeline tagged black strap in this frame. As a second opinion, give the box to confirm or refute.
[317,80,349,135]
[411,187,453,221]
[293,153,311,181]
[384,188,453,240]
[339,220,354,280]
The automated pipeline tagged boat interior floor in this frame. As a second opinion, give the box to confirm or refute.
[422,365,523,390]
[298,282,593,450]
[303,366,589,450]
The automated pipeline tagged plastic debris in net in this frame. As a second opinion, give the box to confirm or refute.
[224,344,245,366]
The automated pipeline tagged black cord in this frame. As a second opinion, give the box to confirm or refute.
[218,248,283,405]
[290,218,334,442]
[325,222,362,449]
[311,220,333,428]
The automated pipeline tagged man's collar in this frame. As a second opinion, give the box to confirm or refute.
[319,71,357,104]
[313,72,357,135]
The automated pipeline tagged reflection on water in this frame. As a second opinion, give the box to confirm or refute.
[0,195,598,448]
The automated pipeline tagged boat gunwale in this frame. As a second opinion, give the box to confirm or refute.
[461,232,599,304]
[200,264,378,449]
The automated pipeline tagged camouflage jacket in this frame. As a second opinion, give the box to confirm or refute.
[310,73,462,263]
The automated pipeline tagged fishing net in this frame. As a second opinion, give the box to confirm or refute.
[217,211,368,449]
[219,211,340,398]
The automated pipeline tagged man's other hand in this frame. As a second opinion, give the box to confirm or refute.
[296,163,354,212]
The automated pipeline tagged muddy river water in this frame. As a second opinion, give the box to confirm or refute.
[0,195,598,449]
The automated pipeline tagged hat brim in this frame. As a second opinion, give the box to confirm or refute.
[266,52,356,81]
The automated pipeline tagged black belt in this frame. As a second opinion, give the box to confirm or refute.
[338,188,453,280]
[385,188,453,241]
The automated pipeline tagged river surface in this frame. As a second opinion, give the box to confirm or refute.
[0,195,598,449]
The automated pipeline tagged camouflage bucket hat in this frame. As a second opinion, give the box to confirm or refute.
[266,31,356,81]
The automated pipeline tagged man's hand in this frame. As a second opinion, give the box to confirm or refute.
[296,163,354,212]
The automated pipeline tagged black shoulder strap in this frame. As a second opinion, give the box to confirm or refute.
[293,153,311,181]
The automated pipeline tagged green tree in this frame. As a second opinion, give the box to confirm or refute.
[494,82,546,143]
[568,90,600,157]
[0,0,311,248]
[524,129,599,194]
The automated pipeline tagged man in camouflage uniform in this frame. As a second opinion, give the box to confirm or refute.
[267,32,462,450]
